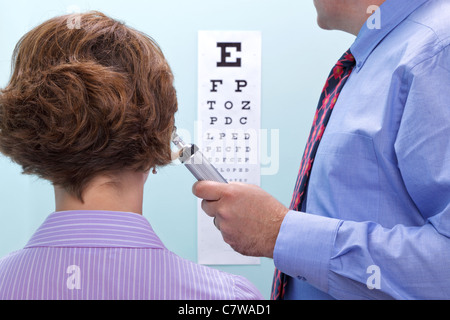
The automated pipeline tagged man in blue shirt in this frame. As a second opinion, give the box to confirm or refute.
[193,0,450,299]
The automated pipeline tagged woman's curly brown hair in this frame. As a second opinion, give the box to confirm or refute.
[0,11,178,200]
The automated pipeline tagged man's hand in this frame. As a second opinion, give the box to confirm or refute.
[192,181,289,258]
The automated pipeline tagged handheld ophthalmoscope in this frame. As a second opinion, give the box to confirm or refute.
[172,128,228,183]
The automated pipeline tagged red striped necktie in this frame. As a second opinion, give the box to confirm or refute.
[271,50,356,300]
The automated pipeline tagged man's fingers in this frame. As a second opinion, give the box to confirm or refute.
[213,216,220,231]
[192,181,226,201]
[201,199,216,217]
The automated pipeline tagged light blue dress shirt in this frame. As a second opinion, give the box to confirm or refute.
[274,0,450,299]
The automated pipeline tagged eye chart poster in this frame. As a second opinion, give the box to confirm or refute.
[197,31,261,265]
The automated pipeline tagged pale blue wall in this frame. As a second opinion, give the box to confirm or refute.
[0,0,354,299]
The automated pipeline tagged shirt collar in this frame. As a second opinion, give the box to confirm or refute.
[351,0,429,71]
[25,210,166,249]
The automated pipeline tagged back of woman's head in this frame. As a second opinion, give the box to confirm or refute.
[0,11,178,200]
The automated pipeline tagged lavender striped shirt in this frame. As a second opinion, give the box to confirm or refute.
[0,210,263,300]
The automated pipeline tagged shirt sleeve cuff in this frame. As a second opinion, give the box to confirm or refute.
[273,210,342,293]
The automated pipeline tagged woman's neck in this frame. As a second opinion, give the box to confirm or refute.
[54,170,149,215]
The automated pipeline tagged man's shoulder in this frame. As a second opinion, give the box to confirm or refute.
[386,0,450,72]
[407,0,450,46]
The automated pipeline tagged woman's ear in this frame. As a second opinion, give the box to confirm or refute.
[143,171,150,183]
